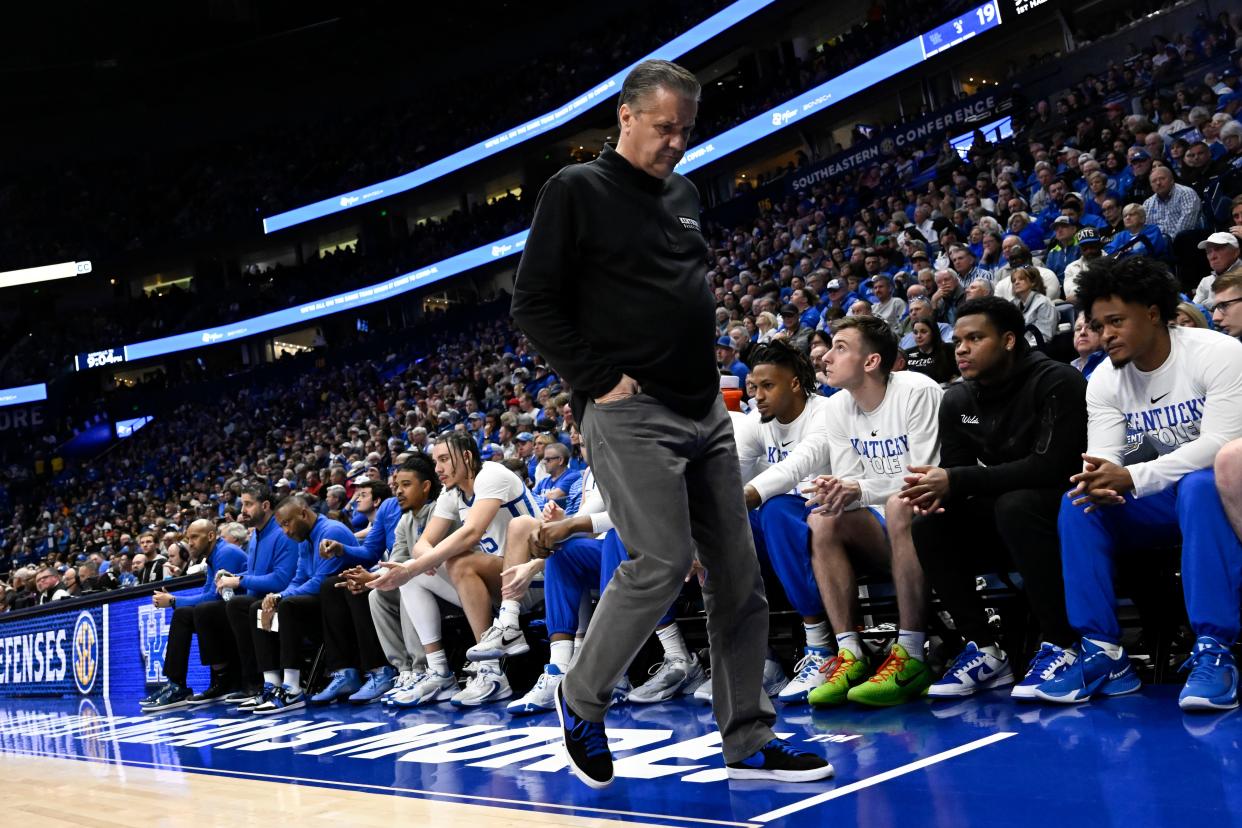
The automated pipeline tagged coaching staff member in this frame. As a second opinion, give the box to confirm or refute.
[511,59,830,788]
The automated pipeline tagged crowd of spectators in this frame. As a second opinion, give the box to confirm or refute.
[4,3,1242,617]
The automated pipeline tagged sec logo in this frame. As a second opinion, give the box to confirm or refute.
[73,612,100,694]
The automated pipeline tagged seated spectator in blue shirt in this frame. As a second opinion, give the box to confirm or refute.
[467,411,487,447]
[1061,192,1108,230]
[1007,212,1047,253]
[1105,202,1169,258]
[788,287,821,330]
[716,336,750,386]
[531,443,580,508]
[1045,216,1082,279]
[822,278,859,318]
[525,364,557,396]
[345,480,389,535]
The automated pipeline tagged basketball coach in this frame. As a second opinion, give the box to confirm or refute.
[511,59,830,788]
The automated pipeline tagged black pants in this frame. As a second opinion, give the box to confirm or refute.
[253,593,322,672]
[225,595,266,689]
[163,605,197,686]
[913,488,1076,650]
[319,576,388,673]
[191,600,240,679]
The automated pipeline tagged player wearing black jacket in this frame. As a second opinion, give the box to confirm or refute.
[901,297,1086,699]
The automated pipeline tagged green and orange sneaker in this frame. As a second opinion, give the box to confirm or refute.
[808,648,869,707]
[846,643,932,707]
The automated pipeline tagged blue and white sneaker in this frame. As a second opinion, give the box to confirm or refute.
[450,662,512,707]
[724,737,834,782]
[349,666,398,704]
[507,664,564,716]
[927,642,1013,698]
[1033,638,1139,704]
[251,686,306,715]
[1011,643,1077,700]
[776,647,829,704]
[1178,636,1239,712]
[310,668,362,706]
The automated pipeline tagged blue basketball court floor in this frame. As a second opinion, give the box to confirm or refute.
[0,685,1237,827]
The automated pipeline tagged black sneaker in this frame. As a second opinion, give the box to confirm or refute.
[144,683,194,713]
[188,672,233,706]
[554,682,613,788]
[222,688,257,704]
[139,684,169,708]
[725,737,834,782]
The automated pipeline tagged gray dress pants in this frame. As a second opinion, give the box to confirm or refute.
[563,393,776,763]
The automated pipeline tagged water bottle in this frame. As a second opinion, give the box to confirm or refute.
[222,586,235,601]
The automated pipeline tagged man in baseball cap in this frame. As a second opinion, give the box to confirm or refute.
[1193,231,1242,307]
[716,335,749,386]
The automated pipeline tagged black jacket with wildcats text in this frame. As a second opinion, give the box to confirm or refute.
[511,145,717,424]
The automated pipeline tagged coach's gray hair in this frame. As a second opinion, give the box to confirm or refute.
[618,59,700,122]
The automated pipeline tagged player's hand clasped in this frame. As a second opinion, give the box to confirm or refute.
[900,465,951,515]
[802,475,862,515]
[1068,454,1133,512]
[334,565,376,595]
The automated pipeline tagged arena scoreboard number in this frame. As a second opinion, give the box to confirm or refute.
[920,1,1003,59]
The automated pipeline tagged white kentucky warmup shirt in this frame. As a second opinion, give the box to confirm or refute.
[1085,325,1242,498]
[736,394,835,499]
[748,371,943,513]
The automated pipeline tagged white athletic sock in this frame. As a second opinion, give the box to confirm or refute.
[550,640,574,671]
[283,669,301,691]
[427,649,450,676]
[657,624,689,661]
[1086,637,1123,659]
[979,643,1005,659]
[498,599,522,629]
[897,630,926,657]
[263,670,280,687]
[804,621,831,650]
[835,631,863,656]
